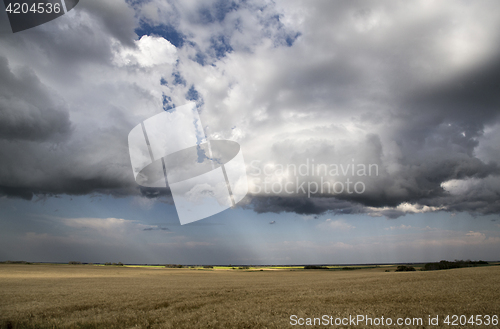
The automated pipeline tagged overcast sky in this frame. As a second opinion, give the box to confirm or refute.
[0,0,499,264]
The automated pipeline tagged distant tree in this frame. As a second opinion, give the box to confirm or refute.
[304,265,328,269]
[68,261,82,265]
[395,265,416,272]
[423,260,488,271]
[165,264,183,268]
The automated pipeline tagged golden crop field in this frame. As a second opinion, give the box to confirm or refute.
[0,264,499,328]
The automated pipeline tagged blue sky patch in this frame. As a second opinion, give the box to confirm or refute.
[194,52,207,66]
[126,0,151,7]
[172,72,186,86]
[197,0,239,24]
[162,94,175,111]
[186,85,199,101]
[286,32,301,47]
[135,22,185,48]
[210,35,233,59]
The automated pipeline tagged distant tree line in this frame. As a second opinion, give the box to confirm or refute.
[304,265,328,269]
[0,261,32,264]
[342,267,364,270]
[422,260,488,271]
[165,264,184,268]
[303,265,369,270]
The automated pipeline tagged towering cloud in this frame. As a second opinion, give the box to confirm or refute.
[0,0,499,219]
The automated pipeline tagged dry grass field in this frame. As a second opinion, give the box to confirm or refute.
[0,264,499,328]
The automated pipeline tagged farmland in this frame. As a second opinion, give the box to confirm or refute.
[0,264,499,328]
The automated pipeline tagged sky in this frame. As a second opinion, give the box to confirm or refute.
[0,0,499,265]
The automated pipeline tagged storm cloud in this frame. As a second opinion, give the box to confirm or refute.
[1,0,500,219]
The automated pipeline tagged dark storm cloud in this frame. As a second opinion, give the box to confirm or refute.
[0,0,170,200]
[0,57,71,141]
[250,53,500,217]
[1,0,500,220]
[250,197,367,216]
[0,0,297,201]
[362,53,500,215]
[403,55,500,130]
[0,132,137,200]
[234,0,500,218]
[78,1,138,47]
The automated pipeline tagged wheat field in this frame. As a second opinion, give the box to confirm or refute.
[0,264,499,328]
